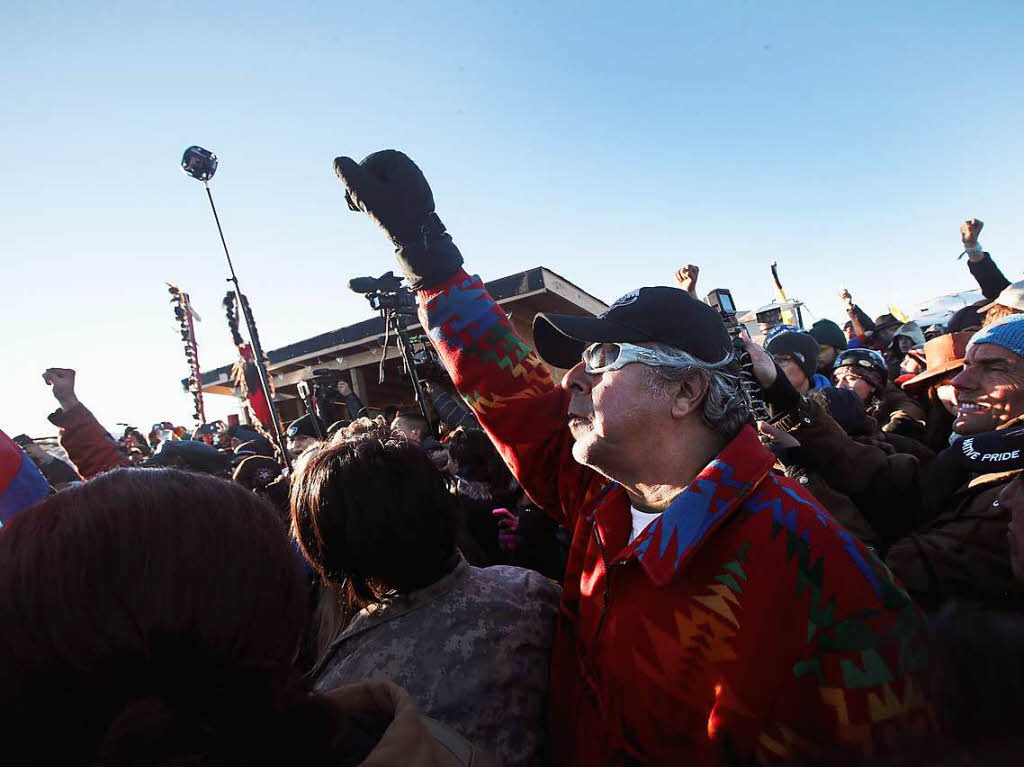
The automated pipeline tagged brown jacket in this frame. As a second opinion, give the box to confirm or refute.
[873,382,927,436]
[791,399,1024,610]
[326,681,497,767]
[47,403,128,479]
[781,465,880,550]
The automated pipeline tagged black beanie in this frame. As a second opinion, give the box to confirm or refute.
[809,319,848,351]
[765,331,819,381]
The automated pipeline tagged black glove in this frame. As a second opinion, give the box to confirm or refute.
[333,150,463,290]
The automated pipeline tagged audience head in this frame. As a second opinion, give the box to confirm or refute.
[287,413,325,457]
[446,426,514,489]
[764,329,819,394]
[832,348,888,404]
[950,315,1024,434]
[809,319,848,372]
[532,287,748,482]
[390,411,430,444]
[0,468,351,765]
[290,422,458,616]
[979,279,1024,328]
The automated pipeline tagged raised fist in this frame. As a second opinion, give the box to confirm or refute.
[333,150,463,290]
[43,367,79,411]
[674,265,700,298]
[839,288,853,306]
[333,150,437,244]
[960,218,984,248]
[337,380,353,397]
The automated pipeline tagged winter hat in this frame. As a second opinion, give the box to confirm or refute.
[765,331,819,381]
[891,322,926,348]
[762,323,801,346]
[967,314,1024,359]
[809,319,848,351]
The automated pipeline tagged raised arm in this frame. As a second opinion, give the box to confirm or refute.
[43,368,128,479]
[333,150,604,523]
[961,219,1010,300]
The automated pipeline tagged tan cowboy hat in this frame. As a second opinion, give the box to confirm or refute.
[901,331,974,389]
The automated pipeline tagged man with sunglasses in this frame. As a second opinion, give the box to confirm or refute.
[332,149,931,766]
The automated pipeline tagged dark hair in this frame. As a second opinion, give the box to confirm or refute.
[447,426,513,489]
[290,426,458,623]
[0,468,354,766]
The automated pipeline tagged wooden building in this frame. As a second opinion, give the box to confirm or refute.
[191,267,607,424]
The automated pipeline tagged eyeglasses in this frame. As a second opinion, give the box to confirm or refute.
[581,342,674,374]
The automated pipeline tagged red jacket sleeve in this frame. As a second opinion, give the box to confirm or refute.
[419,270,606,525]
[48,404,129,479]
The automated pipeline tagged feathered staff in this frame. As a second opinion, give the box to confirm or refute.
[168,283,205,425]
[223,292,275,431]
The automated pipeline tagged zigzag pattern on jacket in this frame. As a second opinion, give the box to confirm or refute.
[631,460,747,577]
[423,274,554,413]
[746,475,927,719]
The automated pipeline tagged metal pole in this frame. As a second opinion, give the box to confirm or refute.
[202,182,291,469]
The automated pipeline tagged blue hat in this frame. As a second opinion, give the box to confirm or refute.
[967,314,1024,359]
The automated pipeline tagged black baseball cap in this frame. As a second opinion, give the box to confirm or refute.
[533,286,733,370]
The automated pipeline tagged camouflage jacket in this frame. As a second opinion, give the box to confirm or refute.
[416,269,933,767]
[312,556,561,767]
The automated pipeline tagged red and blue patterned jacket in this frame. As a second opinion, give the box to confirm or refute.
[420,270,932,766]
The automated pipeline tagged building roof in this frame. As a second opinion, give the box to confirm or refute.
[189,266,607,395]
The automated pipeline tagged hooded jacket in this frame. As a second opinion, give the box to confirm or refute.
[416,269,931,767]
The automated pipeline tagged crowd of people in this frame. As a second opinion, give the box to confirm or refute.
[2,150,1023,766]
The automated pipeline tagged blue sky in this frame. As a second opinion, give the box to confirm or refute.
[3,1,1022,439]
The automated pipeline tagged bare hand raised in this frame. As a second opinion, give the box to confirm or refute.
[43,368,80,411]
[741,339,777,390]
[674,265,700,298]
[961,218,984,248]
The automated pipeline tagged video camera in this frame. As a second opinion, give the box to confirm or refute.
[705,288,747,339]
[704,288,768,422]
[348,271,417,314]
[348,271,435,431]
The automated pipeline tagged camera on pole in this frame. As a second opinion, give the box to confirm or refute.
[179,145,291,469]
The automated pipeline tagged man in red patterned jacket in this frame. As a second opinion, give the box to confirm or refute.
[333,150,932,766]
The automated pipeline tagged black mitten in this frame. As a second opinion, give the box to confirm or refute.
[333,150,463,290]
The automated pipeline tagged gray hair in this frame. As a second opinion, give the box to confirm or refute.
[641,343,751,440]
